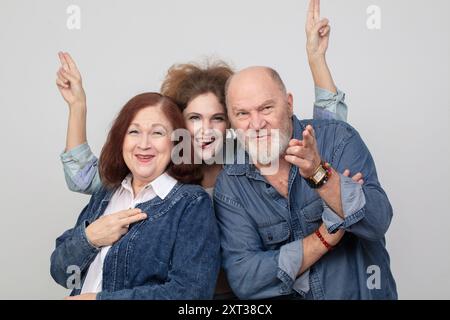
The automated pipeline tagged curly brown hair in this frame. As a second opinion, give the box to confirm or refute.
[160,60,234,112]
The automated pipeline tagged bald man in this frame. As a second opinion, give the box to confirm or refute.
[213,66,397,300]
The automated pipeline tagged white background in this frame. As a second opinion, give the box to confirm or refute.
[0,0,448,299]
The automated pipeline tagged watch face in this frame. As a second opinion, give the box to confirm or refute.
[313,167,326,183]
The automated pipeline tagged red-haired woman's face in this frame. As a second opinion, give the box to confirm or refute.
[122,106,173,186]
[183,92,229,162]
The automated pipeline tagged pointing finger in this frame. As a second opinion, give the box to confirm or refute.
[314,0,320,23]
[64,52,80,75]
[121,213,148,226]
[289,139,303,147]
[302,129,315,149]
[117,208,142,219]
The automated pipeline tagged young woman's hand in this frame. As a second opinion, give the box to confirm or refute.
[85,209,147,248]
[343,169,364,185]
[319,169,363,247]
[306,0,331,62]
[56,52,86,108]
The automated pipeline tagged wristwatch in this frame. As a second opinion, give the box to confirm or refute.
[304,161,332,189]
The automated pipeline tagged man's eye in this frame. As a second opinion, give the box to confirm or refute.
[237,112,247,117]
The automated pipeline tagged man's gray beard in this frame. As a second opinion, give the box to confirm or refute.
[241,130,290,166]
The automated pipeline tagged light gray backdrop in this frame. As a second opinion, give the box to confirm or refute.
[0,0,448,299]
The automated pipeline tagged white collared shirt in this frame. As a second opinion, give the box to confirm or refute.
[80,172,177,294]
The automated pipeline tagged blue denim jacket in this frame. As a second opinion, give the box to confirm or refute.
[50,183,221,299]
[213,116,397,300]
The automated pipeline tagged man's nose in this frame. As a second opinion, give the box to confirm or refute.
[249,113,266,131]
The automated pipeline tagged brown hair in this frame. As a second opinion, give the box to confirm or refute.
[160,60,234,112]
[99,92,202,189]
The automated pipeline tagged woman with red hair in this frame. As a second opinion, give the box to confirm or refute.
[51,92,220,300]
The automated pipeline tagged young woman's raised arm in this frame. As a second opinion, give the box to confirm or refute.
[56,52,101,195]
[306,0,348,122]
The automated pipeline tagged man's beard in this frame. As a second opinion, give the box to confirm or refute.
[238,127,291,166]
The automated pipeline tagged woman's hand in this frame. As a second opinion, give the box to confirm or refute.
[85,209,147,248]
[56,52,86,108]
[306,0,331,62]
[57,52,89,151]
[343,169,364,185]
[319,170,363,247]
[305,0,337,93]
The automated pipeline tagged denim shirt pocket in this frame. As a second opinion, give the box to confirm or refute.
[301,198,324,234]
[258,221,291,250]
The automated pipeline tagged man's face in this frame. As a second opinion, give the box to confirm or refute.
[226,68,294,165]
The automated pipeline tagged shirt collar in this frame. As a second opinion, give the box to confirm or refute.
[121,172,178,200]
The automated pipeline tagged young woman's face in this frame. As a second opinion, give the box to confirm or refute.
[122,106,173,186]
[183,92,229,162]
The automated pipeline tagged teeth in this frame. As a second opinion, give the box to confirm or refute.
[198,137,216,142]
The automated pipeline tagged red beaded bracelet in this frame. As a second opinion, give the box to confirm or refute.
[315,229,333,251]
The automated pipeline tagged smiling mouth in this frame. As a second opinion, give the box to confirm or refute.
[135,154,155,163]
[198,137,216,149]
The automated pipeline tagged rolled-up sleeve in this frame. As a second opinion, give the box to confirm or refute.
[60,143,102,195]
[278,240,310,295]
[50,204,101,288]
[323,125,393,241]
[214,190,308,299]
[313,86,348,122]
[322,174,366,234]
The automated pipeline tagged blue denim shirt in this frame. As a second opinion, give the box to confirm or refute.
[213,116,397,300]
[50,183,221,299]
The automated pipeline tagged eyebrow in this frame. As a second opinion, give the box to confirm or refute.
[185,112,226,117]
[129,123,168,130]
[185,112,200,117]
[257,99,276,108]
[233,99,276,112]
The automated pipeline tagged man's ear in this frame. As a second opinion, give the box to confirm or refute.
[287,93,294,116]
